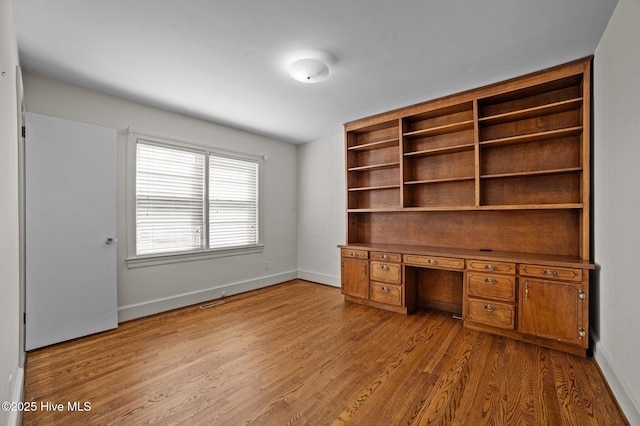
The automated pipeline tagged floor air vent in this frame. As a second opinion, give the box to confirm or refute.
[200,300,225,309]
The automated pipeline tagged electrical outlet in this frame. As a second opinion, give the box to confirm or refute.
[264,260,269,270]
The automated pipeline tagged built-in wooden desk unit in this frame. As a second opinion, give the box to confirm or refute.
[339,57,595,356]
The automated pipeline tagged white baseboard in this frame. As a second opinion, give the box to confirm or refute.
[591,328,640,425]
[7,367,24,426]
[118,270,298,322]
[297,269,340,287]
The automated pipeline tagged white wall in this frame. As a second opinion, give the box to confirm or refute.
[0,0,23,424]
[593,0,640,422]
[297,134,345,286]
[22,73,298,321]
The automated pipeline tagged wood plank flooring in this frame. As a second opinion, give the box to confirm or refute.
[22,280,628,425]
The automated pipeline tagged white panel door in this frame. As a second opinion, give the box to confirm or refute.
[25,112,117,350]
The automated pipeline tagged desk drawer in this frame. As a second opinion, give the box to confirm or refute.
[465,299,515,330]
[370,262,401,284]
[370,251,401,262]
[467,273,516,302]
[403,254,464,270]
[341,249,368,259]
[370,282,402,306]
[467,260,515,274]
[519,264,582,282]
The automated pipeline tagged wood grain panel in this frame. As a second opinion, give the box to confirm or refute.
[481,172,582,205]
[349,187,400,209]
[480,136,581,176]
[478,78,582,117]
[407,150,475,181]
[406,128,475,152]
[406,180,475,207]
[480,109,582,141]
[349,167,398,188]
[349,124,399,147]
[363,210,580,256]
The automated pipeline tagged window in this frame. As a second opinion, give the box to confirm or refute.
[136,143,205,255]
[129,134,261,265]
[209,155,258,249]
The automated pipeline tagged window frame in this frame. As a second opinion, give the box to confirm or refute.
[126,129,264,268]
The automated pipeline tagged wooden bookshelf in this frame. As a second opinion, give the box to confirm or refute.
[341,57,594,356]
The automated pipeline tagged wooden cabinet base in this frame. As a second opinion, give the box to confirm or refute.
[463,321,588,357]
[344,294,414,314]
[346,292,588,357]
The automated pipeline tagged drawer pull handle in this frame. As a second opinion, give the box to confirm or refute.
[381,255,389,260]
[540,269,559,277]
[380,264,390,271]
[380,286,390,293]
[483,278,498,285]
[482,304,496,313]
[427,259,438,266]
[525,282,529,300]
[350,252,357,257]
[483,264,497,271]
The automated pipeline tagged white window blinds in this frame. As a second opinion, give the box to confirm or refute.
[209,155,259,248]
[135,139,260,257]
[136,142,205,255]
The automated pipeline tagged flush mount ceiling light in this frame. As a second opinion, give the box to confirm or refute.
[287,51,335,84]
[288,58,329,83]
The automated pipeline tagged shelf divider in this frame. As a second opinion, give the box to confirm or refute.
[480,167,582,179]
[348,138,400,151]
[405,176,475,185]
[480,126,582,147]
[404,143,475,157]
[403,120,474,138]
[348,184,401,192]
[348,161,400,172]
[479,98,583,125]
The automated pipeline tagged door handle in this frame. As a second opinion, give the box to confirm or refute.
[105,237,115,245]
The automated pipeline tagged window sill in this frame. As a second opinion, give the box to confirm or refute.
[126,244,264,268]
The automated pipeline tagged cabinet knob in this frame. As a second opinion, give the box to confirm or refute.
[427,259,438,266]
[540,269,559,277]
[482,304,496,313]
[483,264,497,271]
[483,277,498,285]
[381,255,389,260]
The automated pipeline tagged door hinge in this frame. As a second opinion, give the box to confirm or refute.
[578,290,586,302]
[578,328,586,339]
[22,126,26,138]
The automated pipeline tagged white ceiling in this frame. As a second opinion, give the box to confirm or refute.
[12,0,618,144]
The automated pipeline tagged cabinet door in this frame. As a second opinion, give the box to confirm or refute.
[342,258,369,299]
[518,279,587,346]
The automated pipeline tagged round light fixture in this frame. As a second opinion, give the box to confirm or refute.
[288,58,330,83]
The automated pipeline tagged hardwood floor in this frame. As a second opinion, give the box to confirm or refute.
[22,280,627,425]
